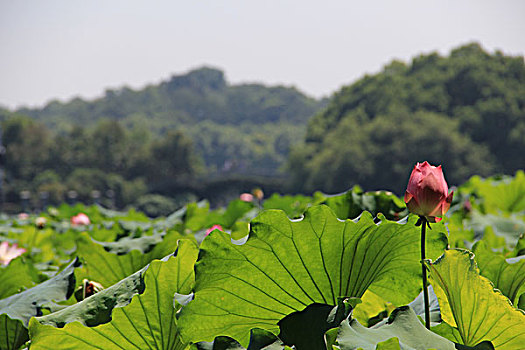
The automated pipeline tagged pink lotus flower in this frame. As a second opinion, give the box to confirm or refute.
[205,224,223,236]
[18,213,29,220]
[0,241,26,266]
[404,161,454,222]
[71,213,91,226]
[240,193,254,202]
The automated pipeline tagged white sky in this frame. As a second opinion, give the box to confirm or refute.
[1,0,524,109]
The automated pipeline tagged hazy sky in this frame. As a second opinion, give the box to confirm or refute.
[1,0,524,109]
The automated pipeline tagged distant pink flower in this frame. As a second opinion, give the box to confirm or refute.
[71,213,91,226]
[205,224,223,236]
[240,193,254,202]
[18,213,29,220]
[0,241,26,266]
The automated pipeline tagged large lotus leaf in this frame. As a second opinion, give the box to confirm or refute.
[153,206,187,231]
[29,240,199,349]
[331,306,490,350]
[0,314,29,350]
[117,219,152,234]
[467,211,525,248]
[461,171,525,214]
[443,212,476,249]
[35,266,145,327]
[8,226,57,263]
[76,229,185,286]
[367,285,441,329]
[351,290,394,327]
[277,299,355,349]
[0,258,79,326]
[512,234,525,257]
[184,199,255,233]
[178,205,447,345]
[321,186,407,221]
[184,201,212,231]
[219,199,256,228]
[0,258,43,299]
[96,231,166,254]
[428,249,525,349]
[194,329,291,350]
[472,241,525,306]
[263,193,317,219]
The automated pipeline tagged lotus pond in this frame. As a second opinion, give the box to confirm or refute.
[1,171,524,349]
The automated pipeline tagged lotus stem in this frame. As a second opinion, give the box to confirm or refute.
[420,216,431,329]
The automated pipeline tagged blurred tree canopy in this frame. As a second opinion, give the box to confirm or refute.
[289,43,525,194]
[16,67,325,177]
[0,67,324,210]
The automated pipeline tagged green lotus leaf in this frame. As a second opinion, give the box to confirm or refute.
[76,229,186,286]
[0,314,29,350]
[468,211,525,248]
[333,306,492,350]
[263,193,317,219]
[321,186,407,221]
[472,241,525,306]
[96,231,166,254]
[178,205,447,345]
[194,328,290,350]
[277,299,355,349]
[0,258,43,299]
[117,219,152,234]
[220,199,257,228]
[461,171,525,214]
[0,258,79,326]
[428,249,525,349]
[35,266,144,327]
[512,234,525,257]
[29,239,199,350]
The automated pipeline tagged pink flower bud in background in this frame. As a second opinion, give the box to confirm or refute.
[0,241,26,266]
[404,161,454,222]
[71,213,91,226]
[239,193,254,202]
[18,213,29,220]
[205,224,224,236]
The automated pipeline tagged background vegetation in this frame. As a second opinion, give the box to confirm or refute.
[1,43,523,212]
[289,43,525,194]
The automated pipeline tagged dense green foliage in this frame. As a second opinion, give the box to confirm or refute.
[1,67,324,211]
[0,114,200,210]
[289,43,525,194]
[0,172,523,349]
[12,67,324,176]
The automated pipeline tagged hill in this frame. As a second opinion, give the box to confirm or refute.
[16,67,326,175]
[289,43,525,194]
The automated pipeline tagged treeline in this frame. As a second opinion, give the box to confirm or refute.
[2,43,523,212]
[1,68,325,212]
[17,67,325,176]
[0,115,201,211]
[289,43,525,194]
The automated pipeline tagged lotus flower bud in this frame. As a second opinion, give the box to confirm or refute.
[205,224,224,237]
[71,213,91,226]
[404,161,454,222]
[239,193,254,202]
